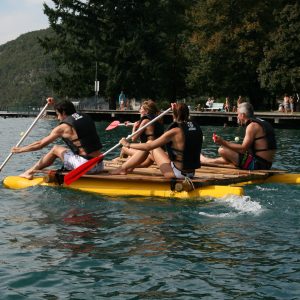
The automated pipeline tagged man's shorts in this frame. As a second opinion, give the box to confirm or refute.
[238,152,272,170]
[63,150,104,174]
[171,162,195,179]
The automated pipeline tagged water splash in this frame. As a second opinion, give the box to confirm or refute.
[255,185,278,192]
[198,211,238,218]
[199,194,264,218]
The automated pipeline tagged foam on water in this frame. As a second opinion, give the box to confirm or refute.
[199,194,264,218]
[255,185,278,192]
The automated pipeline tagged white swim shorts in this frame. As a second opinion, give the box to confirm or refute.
[63,150,104,174]
[170,162,194,179]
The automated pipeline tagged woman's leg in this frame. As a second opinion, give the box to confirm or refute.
[151,148,175,178]
[120,146,137,158]
[110,150,150,174]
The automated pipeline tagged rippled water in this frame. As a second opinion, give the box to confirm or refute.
[0,117,299,299]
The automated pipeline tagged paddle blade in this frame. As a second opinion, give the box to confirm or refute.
[64,154,104,185]
[105,121,120,131]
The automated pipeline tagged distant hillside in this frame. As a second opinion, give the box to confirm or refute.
[0,29,55,107]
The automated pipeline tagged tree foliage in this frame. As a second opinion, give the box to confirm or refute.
[1,0,299,108]
[185,0,283,106]
[0,29,55,107]
[258,2,300,95]
[41,0,193,107]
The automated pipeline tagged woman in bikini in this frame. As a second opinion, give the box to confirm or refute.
[116,103,203,179]
[111,99,164,174]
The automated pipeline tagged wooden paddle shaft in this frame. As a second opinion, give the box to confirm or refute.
[0,103,49,172]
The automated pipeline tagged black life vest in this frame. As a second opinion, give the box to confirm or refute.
[61,113,102,156]
[166,121,203,170]
[139,114,164,143]
[247,117,277,154]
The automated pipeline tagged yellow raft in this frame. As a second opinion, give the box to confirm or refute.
[3,160,299,199]
[3,175,245,199]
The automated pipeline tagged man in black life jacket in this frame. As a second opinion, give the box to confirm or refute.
[11,97,103,179]
[201,102,277,170]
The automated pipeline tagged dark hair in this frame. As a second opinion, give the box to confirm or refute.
[173,103,189,122]
[54,100,76,116]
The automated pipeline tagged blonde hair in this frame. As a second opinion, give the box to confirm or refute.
[141,99,160,115]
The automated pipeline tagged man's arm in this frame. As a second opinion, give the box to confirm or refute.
[215,124,256,153]
[11,125,64,153]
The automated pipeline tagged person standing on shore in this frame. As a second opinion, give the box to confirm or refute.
[11,98,103,179]
[232,95,244,112]
[289,96,295,114]
[283,94,290,113]
[118,91,126,110]
[224,97,231,112]
[201,102,277,170]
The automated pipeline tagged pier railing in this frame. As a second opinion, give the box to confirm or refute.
[0,106,42,118]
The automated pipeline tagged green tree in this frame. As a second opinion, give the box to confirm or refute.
[41,0,192,108]
[0,29,55,107]
[258,2,300,96]
[185,0,280,107]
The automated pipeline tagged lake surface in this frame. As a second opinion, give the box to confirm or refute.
[0,117,299,299]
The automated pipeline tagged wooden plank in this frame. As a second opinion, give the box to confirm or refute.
[105,158,285,176]
[33,157,283,188]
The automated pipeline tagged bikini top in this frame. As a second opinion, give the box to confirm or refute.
[139,114,164,143]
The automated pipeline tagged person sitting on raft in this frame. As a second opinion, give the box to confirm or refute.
[111,99,164,174]
[11,98,104,179]
[201,102,277,170]
[117,103,203,179]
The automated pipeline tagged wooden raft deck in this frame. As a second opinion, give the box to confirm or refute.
[77,158,284,188]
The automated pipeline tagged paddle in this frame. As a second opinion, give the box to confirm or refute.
[0,102,49,172]
[105,120,134,130]
[64,107,172,185]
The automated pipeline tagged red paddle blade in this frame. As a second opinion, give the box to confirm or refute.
[64,154,105,185]
[213,132,217,142]
[105,120,120,131]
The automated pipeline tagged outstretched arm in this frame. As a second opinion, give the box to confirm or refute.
[120,129,176,152]
[11,125,64,153]
[214,124,256,153]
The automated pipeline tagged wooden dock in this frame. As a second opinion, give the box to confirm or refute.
[2,106,299,128]
[0,108,41,118]
[46,108,300,128]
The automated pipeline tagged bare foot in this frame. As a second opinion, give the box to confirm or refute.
[19,171,34,180]
[200,154,214,164]
[109,167,127,175]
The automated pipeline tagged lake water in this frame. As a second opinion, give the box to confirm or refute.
[0,117,299,299]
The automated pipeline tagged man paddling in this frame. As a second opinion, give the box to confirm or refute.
[201,102,277,170]
[11,97,103,179]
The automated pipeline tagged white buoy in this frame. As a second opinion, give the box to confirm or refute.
[235,137,240,142]
[20,132,24,136]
